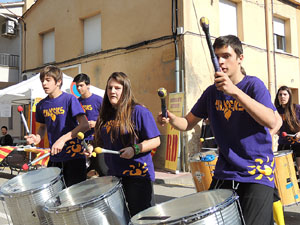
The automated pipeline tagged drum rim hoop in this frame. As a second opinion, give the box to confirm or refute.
[44,178,122,213]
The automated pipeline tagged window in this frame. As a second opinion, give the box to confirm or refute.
[43,31,55,64]
[219,0,238,36]
[84,14,101,54]
[273,17,286,52]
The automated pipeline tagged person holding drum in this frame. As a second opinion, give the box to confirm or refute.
[92,72,161,217]
[275,85,300,172]
[73,73,104,177]
[25,65,90,187]
[157,35,282,225]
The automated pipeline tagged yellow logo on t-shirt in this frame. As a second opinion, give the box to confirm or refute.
[215,100,244,120]
[82,105,93,111]
[247,156,274,181]
[104,120,119,133]
[43,107,65,121]
[122,162,148,176]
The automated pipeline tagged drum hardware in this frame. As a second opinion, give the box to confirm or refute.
[202,147,218,151]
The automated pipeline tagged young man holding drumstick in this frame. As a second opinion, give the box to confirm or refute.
[157,35,282,225]
[25,65,89,187]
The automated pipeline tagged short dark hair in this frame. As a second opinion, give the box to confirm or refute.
[1,126,7,130]
[73,73,90,85]
[213,35,243,57]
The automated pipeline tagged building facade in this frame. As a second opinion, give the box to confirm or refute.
[21,0,300,171]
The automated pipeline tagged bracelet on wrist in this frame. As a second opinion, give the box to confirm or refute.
[133,144,141,155]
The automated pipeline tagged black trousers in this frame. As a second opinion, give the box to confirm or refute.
[210,179,274,225]
[48,157,87,187]
[121,176,154,217]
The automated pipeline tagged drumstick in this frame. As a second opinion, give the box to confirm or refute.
[200,137,215,143]
[281,132,296,138]
[17,106,30,134]
[22,152,50,171]
[200,17,221,72]
[91,147,120,157]
[157,88,168,118]
[77,132,89,150]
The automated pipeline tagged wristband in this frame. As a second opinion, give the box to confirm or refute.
[133,144,141,155]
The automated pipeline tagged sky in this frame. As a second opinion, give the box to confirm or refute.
[0,0,22,3]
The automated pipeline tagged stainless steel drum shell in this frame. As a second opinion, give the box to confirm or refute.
[0,167,64,225]
[130,189,242,225]
[43,176,130,225]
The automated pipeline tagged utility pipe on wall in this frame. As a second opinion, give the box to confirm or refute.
[264,0,275,99]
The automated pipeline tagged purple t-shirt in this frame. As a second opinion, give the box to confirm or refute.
[191,75,276,188]
[78,94,103,141]
[98,104,160,181]
[36,92,86,162]
[277,104,300,146]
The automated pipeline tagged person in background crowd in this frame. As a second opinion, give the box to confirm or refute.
[25,65,89,187]
[274,85,300,171]
[92,72,160,217]
[0,126,13,146]
[73,73,103,177]
[157,35,282,225]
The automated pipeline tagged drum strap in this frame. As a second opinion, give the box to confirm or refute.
[232,180,240,190]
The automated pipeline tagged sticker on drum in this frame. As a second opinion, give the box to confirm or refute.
[189,152,218,192]
[130,189,242,225]
[274,150,300,206]
[43,176,130,225]
[0,167,64,225]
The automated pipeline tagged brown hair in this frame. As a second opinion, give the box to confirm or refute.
[40,65,63,88]
[275,86,300,133]
[94,72,139,147]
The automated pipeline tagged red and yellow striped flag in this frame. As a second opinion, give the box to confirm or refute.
[32,148,50,166]
[0,146,15,163]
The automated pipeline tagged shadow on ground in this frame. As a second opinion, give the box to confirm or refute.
[0,171,16,180]
[284,211,300,224]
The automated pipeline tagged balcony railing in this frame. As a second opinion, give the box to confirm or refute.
[0,53,19,68]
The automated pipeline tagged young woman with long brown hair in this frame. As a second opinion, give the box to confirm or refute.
[275,85,300,171]
[93,72,160,217]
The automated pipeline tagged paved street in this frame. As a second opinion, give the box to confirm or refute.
[0,168,299,224]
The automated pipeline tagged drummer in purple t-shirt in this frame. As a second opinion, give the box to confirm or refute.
[157,35,282,225]
[73,73,103,176]
[92,72,160,217]
[25,65,89,187]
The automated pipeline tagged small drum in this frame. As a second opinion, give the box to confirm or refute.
[190,152,218,192]
[43,176,130,225]
[274,150,300,206]
[130,189,242,225]
[0,167,64,225]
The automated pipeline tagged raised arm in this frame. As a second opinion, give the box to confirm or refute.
[157,110,202,131]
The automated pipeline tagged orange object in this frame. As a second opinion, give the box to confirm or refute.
[189,153,218,192]
[274,150,300,206]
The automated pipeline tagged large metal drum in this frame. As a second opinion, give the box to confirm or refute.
[0,167,64,225]
[43,176,130,225]
[130,189,242,225]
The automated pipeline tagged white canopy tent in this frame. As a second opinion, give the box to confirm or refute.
[0,73,105,132]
